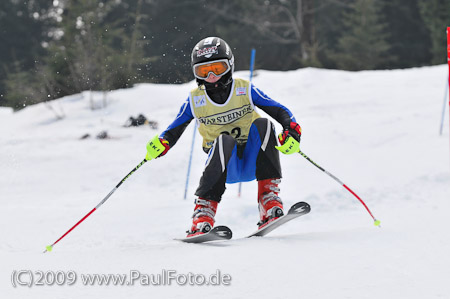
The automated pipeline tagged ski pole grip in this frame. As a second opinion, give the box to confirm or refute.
[145,135,166,160]
[275,135,300,154]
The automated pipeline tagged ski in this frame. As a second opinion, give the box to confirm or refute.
[176,225,232,243]
[175,202,309,243]
[247,201,311,238]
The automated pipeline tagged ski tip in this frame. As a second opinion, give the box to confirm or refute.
[175,225,232,243]
[213,226,233,239]
[288,201,311,214]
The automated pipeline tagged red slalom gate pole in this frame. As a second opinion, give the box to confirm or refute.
[298,150,380,226]
[43,158,148,253]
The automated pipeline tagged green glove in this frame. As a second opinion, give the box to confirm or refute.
[275,134,300,154]
[275,122,301,155]
[146,135,170,160]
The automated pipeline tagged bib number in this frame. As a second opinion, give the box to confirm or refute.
[221,127,241,139]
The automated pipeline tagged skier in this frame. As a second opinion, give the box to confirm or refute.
[145,37,302,237]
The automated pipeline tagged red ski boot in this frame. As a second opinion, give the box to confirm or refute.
[257,178,284,229]
[187,198,218,237]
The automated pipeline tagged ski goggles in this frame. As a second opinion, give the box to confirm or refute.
[193,59,232,80]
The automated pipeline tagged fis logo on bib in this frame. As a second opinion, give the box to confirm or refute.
[194,95,206,107]
[236,87,246,96]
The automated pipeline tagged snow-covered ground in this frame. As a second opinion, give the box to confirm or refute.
[1,65,449,298]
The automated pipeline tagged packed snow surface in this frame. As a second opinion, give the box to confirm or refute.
[1,66,449,298]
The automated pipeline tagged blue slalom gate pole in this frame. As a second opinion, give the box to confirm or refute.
[238,48,256,197]
[184,121,198,200]
[440,77,449,136]
[249,48,256,81]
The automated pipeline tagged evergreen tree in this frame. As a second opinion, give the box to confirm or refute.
[5,0,152,108]
[332,0,393,70]
[418,0,450,64]
[0,0,446,110]
[382,0,432,69]
[314,0,352,69]
[46,0,148,95]
[0,0,54,108]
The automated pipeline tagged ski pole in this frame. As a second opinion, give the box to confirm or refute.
[43,158,148,253]
[298,150,380,227]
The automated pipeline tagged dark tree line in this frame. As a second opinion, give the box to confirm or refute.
[0,0,449,109]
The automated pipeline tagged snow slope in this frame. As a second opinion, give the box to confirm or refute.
[1,65,449,298]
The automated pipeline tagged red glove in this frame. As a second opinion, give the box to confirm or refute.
[278,122,302,145]
[158,138,170,157]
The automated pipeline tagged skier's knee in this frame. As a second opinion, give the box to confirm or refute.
[217,133,236,152]
[253,117,270,129]
[252,118,276,142]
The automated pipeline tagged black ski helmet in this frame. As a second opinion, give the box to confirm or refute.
[191,37,234,88]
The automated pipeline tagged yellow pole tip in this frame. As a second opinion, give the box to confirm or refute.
[374,219,381,227]
[45,245,53,252]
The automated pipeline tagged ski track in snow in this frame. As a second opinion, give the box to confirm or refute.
[1,66,450,298]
